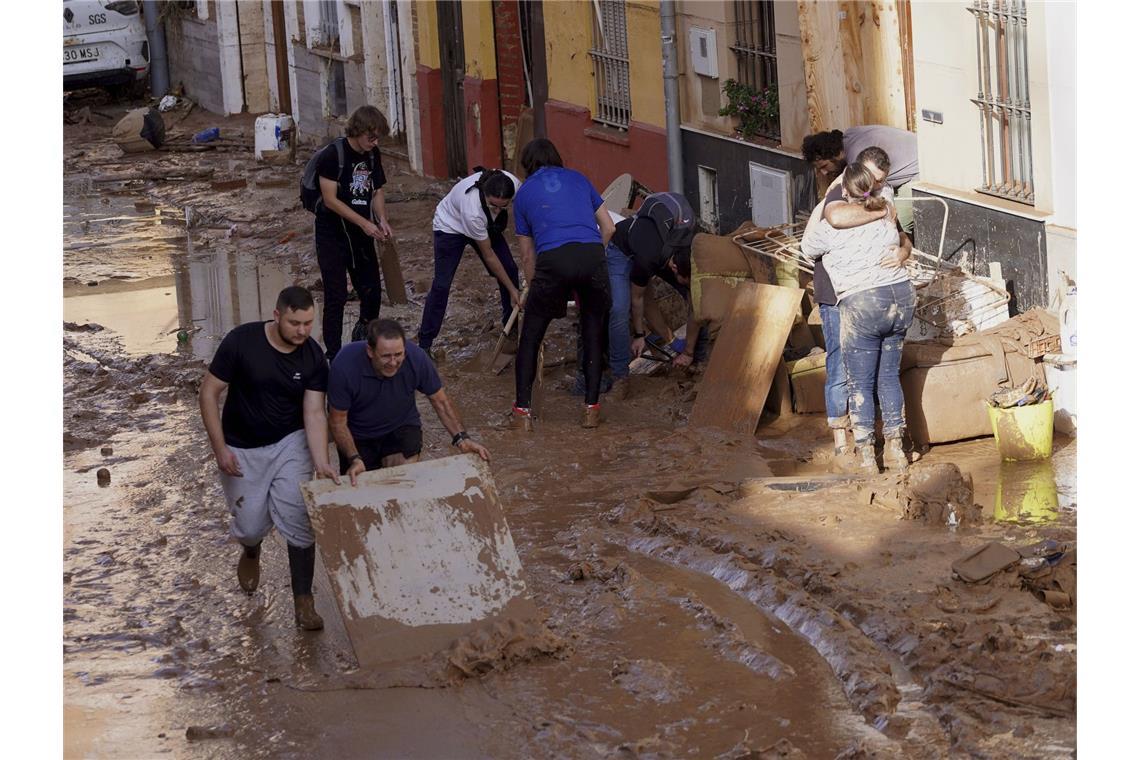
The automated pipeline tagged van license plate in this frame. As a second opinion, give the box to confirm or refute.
[64,47,101,64]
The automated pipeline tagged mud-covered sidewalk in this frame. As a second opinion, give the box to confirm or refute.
[62,98,1075,758]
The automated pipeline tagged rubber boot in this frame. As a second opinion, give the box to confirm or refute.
[857,445,879,475]
[293,594,324,631]
[581,403,601,429]
[883,437,910,471]
[237,542,261,593]
[510,406,534,432]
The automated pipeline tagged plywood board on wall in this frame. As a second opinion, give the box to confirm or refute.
[797,0,910,132]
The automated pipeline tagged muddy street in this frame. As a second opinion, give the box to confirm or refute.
[62,104,1075,758]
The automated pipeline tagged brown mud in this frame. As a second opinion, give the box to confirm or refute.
[64,101,1075,758]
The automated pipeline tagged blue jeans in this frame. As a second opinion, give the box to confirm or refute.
[839,281,916,445]
[819,303,848,428]
[417,230,520,350]
[606,243,633,379]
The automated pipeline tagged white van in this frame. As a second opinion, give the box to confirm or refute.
[63,0,150,93]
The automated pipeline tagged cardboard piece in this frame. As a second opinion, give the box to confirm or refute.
[690,283,804,434]
[300,454,538,667]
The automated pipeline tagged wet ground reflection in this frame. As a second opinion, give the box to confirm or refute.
[63,189,309,360]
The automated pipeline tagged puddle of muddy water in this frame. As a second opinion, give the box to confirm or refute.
[921,434,1076,527]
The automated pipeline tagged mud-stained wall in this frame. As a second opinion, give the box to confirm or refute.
[913,190,1047,313]
[680,127,816,235]
[164,12,225,115]
[291,44,339,143]
[237,1,269,113]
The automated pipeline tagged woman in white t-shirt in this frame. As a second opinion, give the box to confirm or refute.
[416,169,523,352]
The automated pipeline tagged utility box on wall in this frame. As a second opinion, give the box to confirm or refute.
[688,27,718,78]
[749,163,792,228]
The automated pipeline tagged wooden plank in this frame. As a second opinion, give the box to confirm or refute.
[799,0,850,133]
[300,454,539,668]
[797,1,909,132]
[689,283,804,434]
[859,0,908,128]
[377,238,408,305]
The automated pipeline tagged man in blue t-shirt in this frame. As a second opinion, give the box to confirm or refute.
[327,318,490,484]
[510,138,615,430]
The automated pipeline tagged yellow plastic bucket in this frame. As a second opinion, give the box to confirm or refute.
[987,400,1054,461]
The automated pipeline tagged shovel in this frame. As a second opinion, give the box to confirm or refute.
[485,287,527,372]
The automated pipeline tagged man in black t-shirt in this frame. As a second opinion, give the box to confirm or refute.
[315,105,393,362]
[606,193,706,392]
[198,286,341,631]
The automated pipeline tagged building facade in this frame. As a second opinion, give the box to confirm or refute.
[158,0,1076,314]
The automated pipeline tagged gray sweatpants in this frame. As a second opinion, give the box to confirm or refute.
[219,429,315,548]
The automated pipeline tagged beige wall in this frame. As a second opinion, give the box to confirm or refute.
[910,0,1069,216]
[675,1,807,150]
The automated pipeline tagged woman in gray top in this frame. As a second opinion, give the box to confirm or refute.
[801,164,916,473]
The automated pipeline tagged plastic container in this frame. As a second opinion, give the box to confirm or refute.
[1042,353,1076,436]
[254,114,295,160]
[987,400,1054,461]
[192,126,220,144]
[1059,285,1077,355]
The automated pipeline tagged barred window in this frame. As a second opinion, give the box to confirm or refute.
[588,0,631,130]
[729,0,779,140]
[968,0,1034,204]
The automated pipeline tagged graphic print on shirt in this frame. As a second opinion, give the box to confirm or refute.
[349,161,372,207]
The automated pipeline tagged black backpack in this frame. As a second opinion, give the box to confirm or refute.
[466,166,510,234]
[299,138,346,213]
[631,192,697,256]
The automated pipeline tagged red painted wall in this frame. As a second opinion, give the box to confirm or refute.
[415,65,448,179]
[463,75,504,171]
[544,99,669,196]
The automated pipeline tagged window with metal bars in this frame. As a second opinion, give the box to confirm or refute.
[968,0,1034,204]
[728,0,779,140]
[588,0,631,130]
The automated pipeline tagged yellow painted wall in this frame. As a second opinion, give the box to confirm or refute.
[415,0,439,70]
[627,1,665,128]
[545,0,594,109]
[545,0,663,128]
[462,0,497,80]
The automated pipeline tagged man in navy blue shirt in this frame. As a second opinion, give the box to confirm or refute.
[327,318,490,484]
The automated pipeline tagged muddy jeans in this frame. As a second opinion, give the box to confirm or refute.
[839,280,916,444]
[219,429,315,548]
[417,230,520,351]
[819,302,848,428]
